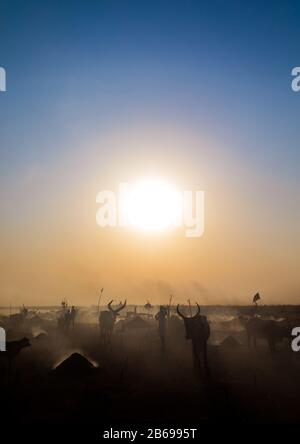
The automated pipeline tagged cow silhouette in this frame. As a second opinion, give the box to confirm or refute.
[177,303,210,378]
[99,300,126,342]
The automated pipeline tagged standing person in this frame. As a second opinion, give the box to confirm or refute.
[70,306,77,329]
[155,306,168,353]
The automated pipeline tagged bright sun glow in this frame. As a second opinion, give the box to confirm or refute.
[126,178,182,232]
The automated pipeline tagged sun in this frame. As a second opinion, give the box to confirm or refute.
[125,178,182,232]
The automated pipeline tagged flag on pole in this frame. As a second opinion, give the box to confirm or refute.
[253,292,261,304]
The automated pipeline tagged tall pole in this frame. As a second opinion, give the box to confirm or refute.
[97,288,104,314]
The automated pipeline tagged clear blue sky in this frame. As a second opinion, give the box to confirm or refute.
[1,0,299,170]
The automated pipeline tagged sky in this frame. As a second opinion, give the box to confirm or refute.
[0,0,299,306]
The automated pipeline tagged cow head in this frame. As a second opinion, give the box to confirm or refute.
[108,300,127,320]
[176,303,201,339]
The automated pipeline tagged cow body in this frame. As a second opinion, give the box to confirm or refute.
[99,300,126,343]
[177,304,210,378]
[0,337,31,369]
[245,317,290,353]
[99,310,116,342]
[9,312,25,327]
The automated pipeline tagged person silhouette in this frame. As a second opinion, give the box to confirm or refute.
[70,306,77,328]
[155,306,168,353]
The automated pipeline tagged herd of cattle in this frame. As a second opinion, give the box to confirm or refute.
[0,301,298,375]
[99,301,293,349]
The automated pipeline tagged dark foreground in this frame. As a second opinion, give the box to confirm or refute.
[1,310,300,436]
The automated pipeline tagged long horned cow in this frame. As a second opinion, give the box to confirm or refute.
[177,303,210,377]
[99,300,126,342]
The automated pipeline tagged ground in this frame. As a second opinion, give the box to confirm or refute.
[1,311,300,432]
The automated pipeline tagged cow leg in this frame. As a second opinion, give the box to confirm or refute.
[247,331,252,349]
[268,336,275,354]
[109,327,113,343]
[192,342,201,377]
[253,334,257,351]
[101,327,108,344]
[202,341,210,378]
[106,328,110,343]
[193,354,201,377]
[192,342,210,380]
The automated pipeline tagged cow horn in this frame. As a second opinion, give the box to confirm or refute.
[193,303,201,318]
[108,300,114,312]
[115,299,126,313]
[177,303,200,318]
[108,299,126,313]
[176,304,186,319]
